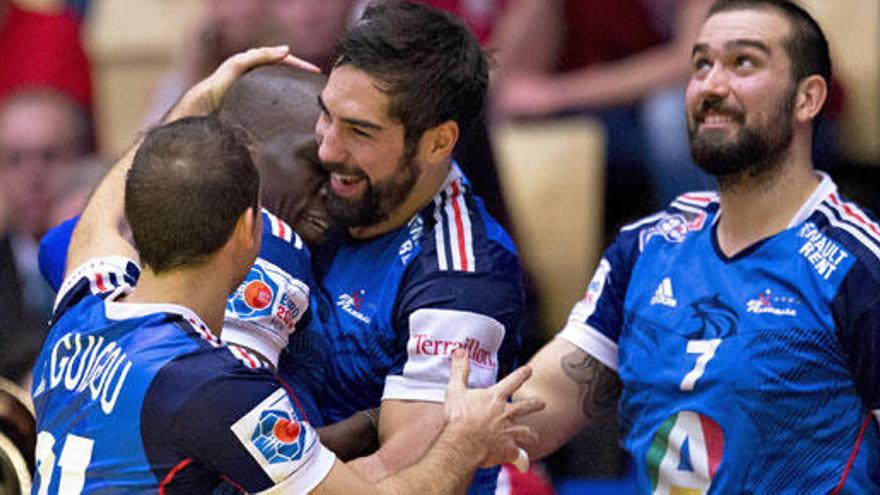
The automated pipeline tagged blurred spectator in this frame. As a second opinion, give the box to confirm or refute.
[264,0,356,72]
[491,0,715,209]
[421,0,508,44]
[0,0,93,111]
[142,0,271,124]
[0,89,89,384]
[47,155,108,229]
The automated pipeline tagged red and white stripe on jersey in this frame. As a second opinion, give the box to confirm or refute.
[227,344,264,369]
[817,193,880,262]
[55,256,136,312]
[187,317,223,348]
[262,209,302,249]
[432,175,476,272]
[671,191,718,214]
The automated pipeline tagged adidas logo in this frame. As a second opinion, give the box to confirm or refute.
[651,277,678,308]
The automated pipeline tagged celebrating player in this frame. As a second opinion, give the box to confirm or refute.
[308,2,525,492]
[30,47,542,494]
[512,1,880,493]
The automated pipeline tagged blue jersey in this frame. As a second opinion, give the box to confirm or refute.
[301,166,523,494]
[39,211,324,424]
[559,174,880,494]
[31,256,336,493]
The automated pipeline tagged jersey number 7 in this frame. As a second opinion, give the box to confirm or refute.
[680,339,722,392]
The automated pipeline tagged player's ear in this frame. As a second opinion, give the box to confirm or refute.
[795,74,827,124]
[232,206,260,252]
[417,120,459,167]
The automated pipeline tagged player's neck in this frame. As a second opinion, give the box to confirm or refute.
[349,161,451,240]
[715,144,820,257]
[123,265,230,336]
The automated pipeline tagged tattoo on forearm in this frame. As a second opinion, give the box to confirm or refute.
[561,351,622,420]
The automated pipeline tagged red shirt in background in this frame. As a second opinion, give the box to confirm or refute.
[420,0,508,45]
[0,2,92,110]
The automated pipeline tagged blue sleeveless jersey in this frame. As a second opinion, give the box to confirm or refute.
[300,166,523,493]
[30,256,335,493]
[559,174,880,494]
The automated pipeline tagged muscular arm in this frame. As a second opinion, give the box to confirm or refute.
[312,352,541,495]
[316,408,381,461]
[346,400,445,483]
[514,338,621,459]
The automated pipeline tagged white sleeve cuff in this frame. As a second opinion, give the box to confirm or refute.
[382,375,446,403]
[556,321,619,371]
[257,445,337,494]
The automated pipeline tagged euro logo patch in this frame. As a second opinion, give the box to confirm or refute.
[231,389,316,482]
[229,263,278,317]
[252,410,306,464]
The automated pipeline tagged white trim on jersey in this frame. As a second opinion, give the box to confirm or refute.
[104,296,221,347]
[828,194,880,245]
[816,204,880,263]
[873,410,880,429]
[788,172,837,228]
[670,200,709,216]
[433,195,449,271]
[621,211,668,232]
[432,171,476,272]
[383,375,446,403]
[256,452,336,495]
[55,256,138,314]
[556,320,619,371]
[673,191,718,208]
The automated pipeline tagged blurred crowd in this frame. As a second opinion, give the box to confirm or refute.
[0,0,868,489]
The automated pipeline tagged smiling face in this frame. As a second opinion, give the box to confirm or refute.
[315,65,420,228]
[686,8,799,183]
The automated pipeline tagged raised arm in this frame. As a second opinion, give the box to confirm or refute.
[514,338,621,459]
[65,46,318,279]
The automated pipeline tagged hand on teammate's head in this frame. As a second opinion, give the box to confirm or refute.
[166,46,320,123]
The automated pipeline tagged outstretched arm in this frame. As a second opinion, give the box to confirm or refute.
[312,351,542,495]
[513,338,621,459]
[65,46,318,279]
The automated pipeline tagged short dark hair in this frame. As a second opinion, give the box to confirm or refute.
[708,0,832,89]
[333,1,488,148]
[125,116,259,273]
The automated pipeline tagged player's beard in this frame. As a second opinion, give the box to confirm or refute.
[688,85,796,191]
[323,147,419,228]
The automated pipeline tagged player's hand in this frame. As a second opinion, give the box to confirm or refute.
[165,46,321,122]
[443,350,544,468]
